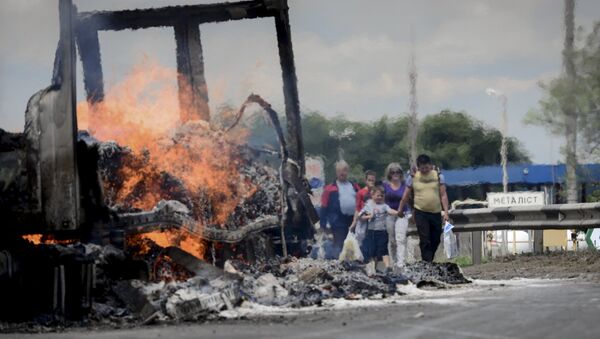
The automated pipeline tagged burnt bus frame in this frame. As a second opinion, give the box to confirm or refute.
[17,0,305,233]
[75,0,304,171]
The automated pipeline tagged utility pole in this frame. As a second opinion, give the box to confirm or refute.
[408,28,418,167]
[563,0,578,203]
[486,87,510,255]
[499,95,509,255]
[486,88,509,194]
[500,96,508,194]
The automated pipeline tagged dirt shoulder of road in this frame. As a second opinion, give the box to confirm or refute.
[462,250,600,281]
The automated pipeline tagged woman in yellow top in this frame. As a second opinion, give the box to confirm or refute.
[398,154,450,262]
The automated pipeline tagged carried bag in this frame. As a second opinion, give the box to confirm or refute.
[443,221,459,259]
[338,232,364,262]
[355,199,373,245]
[354,219,368,245]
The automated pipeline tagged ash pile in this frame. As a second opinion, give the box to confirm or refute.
[95,253,470,325]
[1,237,470,332]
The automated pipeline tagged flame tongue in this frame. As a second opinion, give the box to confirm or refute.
[77,58,280,262]
[79,58,253,227]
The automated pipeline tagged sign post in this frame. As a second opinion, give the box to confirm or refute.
[487,192,546,254]
[585,229,600,250]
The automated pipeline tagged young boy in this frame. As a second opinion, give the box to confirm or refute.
[359,185,399,269]
[356,170,377,212]
[350,170,377,232]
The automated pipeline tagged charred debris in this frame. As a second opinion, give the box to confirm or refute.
[0,0,470,329]
[1,240,469,331]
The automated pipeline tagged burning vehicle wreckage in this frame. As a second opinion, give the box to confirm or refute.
[0,0,469,330]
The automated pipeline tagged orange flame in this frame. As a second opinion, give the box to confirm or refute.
[78,58,254,226]
[21,234,75,245]
[22,234,42,245]
[77,58,266,262]
[127,230,207,260]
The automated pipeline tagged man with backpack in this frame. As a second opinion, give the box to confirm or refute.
[398,154,450,262]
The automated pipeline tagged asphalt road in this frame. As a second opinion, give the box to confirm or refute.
[6,279,600,339]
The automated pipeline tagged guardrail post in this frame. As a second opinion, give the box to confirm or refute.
[533,230,544,254]
[472,231,482,265]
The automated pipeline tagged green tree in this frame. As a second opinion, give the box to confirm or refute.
[525,24,600,178]
[525,3,600,202]
[419,110,529,170]
[301,112,410,182]
[248,109,530,182]
[577,22,600,159]
[298,110,530,182]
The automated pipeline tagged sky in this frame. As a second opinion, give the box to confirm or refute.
[1,0,599,164]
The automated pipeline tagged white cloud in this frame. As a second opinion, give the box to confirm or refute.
[0,0,57,65]
[420,74,539,103]
[1,0,599,163]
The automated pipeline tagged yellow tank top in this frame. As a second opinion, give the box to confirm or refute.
[412,170,442,213]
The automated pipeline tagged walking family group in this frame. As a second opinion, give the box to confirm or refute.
[318,154,450,271]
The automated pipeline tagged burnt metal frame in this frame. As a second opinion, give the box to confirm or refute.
[11,0,306,234]
[75,0,305,175]
[32,0,80,231]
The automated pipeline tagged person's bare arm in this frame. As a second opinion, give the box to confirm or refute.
[349,211,359,231]
[439,184,449,222]
[387,208,399,217]
[398,187,412,218]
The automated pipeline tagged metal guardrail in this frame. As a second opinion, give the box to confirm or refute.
[115,201,599,260]
[407,203,600,234]
[448,202,600,231]
[407,203,600,264]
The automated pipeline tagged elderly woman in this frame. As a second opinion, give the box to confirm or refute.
[383,163,411,269]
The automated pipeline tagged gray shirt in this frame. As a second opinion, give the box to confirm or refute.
[337,180,357,216]
[360,200,391,231]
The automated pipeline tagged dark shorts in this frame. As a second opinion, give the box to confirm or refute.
[361,230,389,261]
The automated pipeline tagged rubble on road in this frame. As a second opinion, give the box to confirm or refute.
[1,240,471,332]
[403,261,471,286]
[101,255,470,323]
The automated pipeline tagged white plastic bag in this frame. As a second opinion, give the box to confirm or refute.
[354,219,368,245]
[443,222,459,259]
[394,215,410,268]
[338,232,364,262]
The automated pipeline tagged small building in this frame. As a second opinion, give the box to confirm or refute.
[443,163,600,204]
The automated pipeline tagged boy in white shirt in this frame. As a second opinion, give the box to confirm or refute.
[359,185,399,269]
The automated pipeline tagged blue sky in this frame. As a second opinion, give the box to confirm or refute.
[1,0,599,163]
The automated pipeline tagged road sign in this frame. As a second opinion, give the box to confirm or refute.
[487,191,546,208]
[487,191,551,252]
[585,228,600,250]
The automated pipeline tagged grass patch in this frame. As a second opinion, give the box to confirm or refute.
[448,255,489,267]
[450,255,473,267]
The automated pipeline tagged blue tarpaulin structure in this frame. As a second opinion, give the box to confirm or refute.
[443,164,600,187]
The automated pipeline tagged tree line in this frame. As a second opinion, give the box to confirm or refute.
[247,109,530,183]
[525,19,600,161]
[525,2,600,203]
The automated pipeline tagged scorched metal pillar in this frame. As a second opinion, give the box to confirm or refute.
[174,20,210,122]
